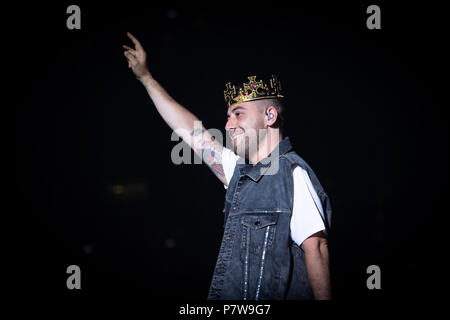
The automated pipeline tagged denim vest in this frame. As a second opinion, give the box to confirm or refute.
[207,137,332,300]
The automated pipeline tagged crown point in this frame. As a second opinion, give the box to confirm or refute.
[224,75,284,107]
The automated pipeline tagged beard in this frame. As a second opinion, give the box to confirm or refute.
[232,133,247,158]
[232,131,261,160]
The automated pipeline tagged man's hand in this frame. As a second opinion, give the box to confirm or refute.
[123,32,151,81]
[121,32,227,186]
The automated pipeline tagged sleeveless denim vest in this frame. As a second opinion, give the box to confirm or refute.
[207,137,332,300]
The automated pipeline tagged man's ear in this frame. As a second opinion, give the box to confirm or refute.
[265,106,278,125]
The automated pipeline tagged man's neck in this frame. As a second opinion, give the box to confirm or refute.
[250,132,283,165]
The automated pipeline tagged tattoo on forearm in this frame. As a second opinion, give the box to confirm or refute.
[191,128,205,136]
[210,163,225,177]
[190,128,225,179]
[203,148,225,177]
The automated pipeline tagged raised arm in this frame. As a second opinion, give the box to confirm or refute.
[123,32,227,185]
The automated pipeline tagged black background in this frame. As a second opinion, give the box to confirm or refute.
[12,0,447,310]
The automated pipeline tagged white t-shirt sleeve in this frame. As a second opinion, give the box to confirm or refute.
[290,166,326,247]
[221,147,240,188]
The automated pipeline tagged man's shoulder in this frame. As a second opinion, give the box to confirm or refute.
[280,150,310,170]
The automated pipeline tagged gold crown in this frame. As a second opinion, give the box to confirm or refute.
[224,75,284,107]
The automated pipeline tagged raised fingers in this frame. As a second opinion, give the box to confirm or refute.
[126,32,142,50]
[122,45,135,52]
[122,45,137,57]
[124,50,138,66]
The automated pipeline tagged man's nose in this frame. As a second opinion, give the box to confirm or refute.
[225,117,236,131]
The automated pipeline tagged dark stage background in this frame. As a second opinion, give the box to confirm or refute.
[13,1,447,305]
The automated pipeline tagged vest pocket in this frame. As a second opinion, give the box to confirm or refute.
[240,213,279,299]
[241,214,278,230]
[240,214,278,255]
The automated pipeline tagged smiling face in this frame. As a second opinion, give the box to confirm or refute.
[225,101,266,159]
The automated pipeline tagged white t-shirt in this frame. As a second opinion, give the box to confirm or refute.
[222,147,325,247]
